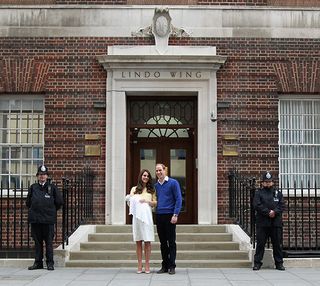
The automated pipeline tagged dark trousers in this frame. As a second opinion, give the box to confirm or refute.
[254,226,283,266]
[156,214,177,269]
[31,223,55,266]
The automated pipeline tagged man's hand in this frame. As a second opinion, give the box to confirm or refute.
[171,215,178,224]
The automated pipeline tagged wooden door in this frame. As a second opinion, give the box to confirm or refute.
[131,138,195,223]
[127,97,197,224]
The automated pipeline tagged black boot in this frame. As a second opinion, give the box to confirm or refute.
[156,267,168,274]
[275,263,285,271]
[28,263,43,270]
[252,263,261,271]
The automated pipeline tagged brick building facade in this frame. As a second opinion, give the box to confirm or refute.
[0,1,319,230]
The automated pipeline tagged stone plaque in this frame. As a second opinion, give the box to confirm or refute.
[85,134,100,140]
[223,145,239,156]
[223,134,239,141]
[85,145,101,156]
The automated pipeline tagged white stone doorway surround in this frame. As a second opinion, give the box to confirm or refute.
[97,46,226,225]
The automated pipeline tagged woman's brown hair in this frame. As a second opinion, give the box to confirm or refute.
[134,169,155,195]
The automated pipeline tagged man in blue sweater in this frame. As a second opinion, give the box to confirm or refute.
[155,163,182,275]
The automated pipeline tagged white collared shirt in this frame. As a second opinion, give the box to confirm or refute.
[158,176,169,185]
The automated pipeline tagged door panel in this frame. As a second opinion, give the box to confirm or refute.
[140,149,157,176]
[132,140,195,223]
[170,148,187,215]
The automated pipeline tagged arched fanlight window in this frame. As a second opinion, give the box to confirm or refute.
[129,100,194,138]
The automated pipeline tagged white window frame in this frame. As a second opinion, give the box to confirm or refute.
[0,96,44,196]
[279,96,320,193]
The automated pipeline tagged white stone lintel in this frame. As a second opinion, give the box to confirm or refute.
[108,45,216,56]
[97,46,226,72]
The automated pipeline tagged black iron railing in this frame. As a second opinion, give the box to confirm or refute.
[228,169,320,257]
[0,183,32,258]
[281,181,320,257]
[228,170,256,244]
[0,168,94,258]
[61,167,94,249]
[228,170,256,241]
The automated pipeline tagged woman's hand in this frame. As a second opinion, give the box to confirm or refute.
[139,199,154,207]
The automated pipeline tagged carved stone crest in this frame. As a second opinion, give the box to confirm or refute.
[132,8,189,54]
[152,8,171,38]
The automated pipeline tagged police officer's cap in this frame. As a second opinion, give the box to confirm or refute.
[262,171,273,182]
[36,165,49,176]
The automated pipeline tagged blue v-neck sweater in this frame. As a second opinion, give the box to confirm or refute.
[155,178,182,215]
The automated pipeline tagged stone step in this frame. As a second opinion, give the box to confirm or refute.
[65,259,252,268]
[80,241,240,251]
[69,250,249,260]
[65,225,251,268]
[88,233,233,242]
[95,224,227,233]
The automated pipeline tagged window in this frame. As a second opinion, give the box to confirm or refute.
[129,99,194,138]
[0,98,44,190]
[279,98,320,189]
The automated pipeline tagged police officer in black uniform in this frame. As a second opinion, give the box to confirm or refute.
[26,165,63,271]
[253,171,285,271]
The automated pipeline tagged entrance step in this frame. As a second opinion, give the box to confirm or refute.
[65,225,251,268]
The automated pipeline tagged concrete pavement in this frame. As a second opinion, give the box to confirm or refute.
[1,267,320,286]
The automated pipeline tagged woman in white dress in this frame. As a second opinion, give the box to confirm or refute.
[126,169,157,274]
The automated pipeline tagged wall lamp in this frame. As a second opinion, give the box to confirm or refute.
[210,111,217,122]
[211,101,231,122]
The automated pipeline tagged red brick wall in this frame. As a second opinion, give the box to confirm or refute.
[197,0,267,5]
[269,0,320,6]
[0,37,319,225]
[55,0,126,3]
[1,0,319,6]
[214,38,319,223]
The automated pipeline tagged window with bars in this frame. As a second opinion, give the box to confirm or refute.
[279,98,320,189]
[0,98,44,190]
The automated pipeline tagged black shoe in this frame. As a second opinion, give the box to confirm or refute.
[276,264,285,271]
[168,267,175,275]
[28,263,43,270]
[252,264,261,271]
[156,268,168,274]
[47,264,54,271]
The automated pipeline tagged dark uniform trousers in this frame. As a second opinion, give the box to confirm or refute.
[31,223,55,266]
[156,214,177,269]
[254,226,283,266]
